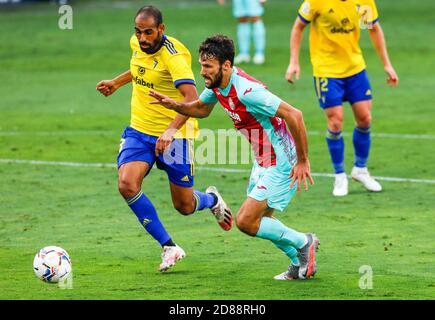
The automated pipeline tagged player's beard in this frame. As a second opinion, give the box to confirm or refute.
[140,32,163,54]
[205,66,223,89]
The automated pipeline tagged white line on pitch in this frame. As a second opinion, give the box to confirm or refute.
[1,158,435,185]
[1,130,435,140]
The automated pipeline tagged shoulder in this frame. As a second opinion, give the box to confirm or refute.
[233,68,267,97]
[301,0,325,11]
[161,36,191,57]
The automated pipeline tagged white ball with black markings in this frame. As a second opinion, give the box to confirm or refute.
[33,246,72,283]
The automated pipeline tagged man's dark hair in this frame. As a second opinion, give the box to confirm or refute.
[135,5,163,25]
[199,34,234,66]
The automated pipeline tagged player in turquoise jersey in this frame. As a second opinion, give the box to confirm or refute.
[217,0,267,65]
[150,35,319,280]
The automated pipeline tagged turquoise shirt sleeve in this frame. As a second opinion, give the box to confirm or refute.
[199,88,218,104]
[239,85,282,117]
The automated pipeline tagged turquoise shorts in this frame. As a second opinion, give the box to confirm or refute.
[233,0,264,18]
[247,162,296,212]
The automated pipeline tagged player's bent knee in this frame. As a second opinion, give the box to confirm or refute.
[235,215,257,236]
[118,180,140,199]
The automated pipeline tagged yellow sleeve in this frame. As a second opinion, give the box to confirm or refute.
[359,0,379,26]
[165,52,196,88]
[297,0,320,24]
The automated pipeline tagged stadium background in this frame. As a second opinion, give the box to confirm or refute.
[0,0,434,299]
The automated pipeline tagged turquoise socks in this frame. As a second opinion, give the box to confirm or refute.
[256,216,307,264]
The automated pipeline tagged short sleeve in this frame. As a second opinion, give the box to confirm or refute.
[359,0,379,26]
[166,54,196,88]
[239,86,282,117]
[297,0,319,24]
[199,88,218,105]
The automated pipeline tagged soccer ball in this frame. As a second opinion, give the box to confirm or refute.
[33,246,72,283]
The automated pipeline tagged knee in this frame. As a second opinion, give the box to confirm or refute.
[118,179,140,199]
[356,114,372,128]
[173,200,195,216]
[236,213,257,236]
[327,117,343,132]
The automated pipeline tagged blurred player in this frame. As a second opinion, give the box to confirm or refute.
[96,6,232,272]
[217,0,267,65]
[286,0,399,196]
[150,35,319,280]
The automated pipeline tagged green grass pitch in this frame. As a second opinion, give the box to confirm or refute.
[0,0,434,299]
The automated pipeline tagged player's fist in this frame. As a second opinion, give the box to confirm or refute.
[384,65,399,86]
[96,80,118,96]
[285,63,300,84]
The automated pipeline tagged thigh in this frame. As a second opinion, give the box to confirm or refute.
[345,69,373,105]
[233,0,264,18]
[238,196,270,223]
[247,0,264,17]
[313,76,345,109]
[351,100,372,127]
[248,166,296,212]
[157,138,195,188]
[118,161,150,188]
[117,127,156,170]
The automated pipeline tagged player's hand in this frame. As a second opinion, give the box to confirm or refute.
[384,65,399,86]
[149,90,178,110]
[285,63,300,84]
[289,159,315,192]
[260,0,267,5]
[96,80,118,97]
[155,128,177,156]
[217,0,225,5]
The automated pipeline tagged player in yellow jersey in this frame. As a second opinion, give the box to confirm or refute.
[96,6,232,272]
[286,0,399,196]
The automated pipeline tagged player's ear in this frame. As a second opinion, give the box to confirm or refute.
[223,60,232,71]
[159,23,165,33]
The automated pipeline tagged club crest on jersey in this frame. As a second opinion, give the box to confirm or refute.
[138,66,145,76]
[228,97,236,110]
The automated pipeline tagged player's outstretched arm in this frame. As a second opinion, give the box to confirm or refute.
[368,23,399,86]
[276,102,314,192]
[286,18,307,84]
[96,70,132,97]
[155,84,199,156]
[149,90,215,119]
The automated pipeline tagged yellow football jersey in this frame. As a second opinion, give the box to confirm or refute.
[298,0,379,78]
[129,35,199,139]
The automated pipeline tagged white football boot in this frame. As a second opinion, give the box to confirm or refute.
[253,53,265,65]
[274,264,300,281]
[234,54,251,64]
[206,186,233,231]
[351,166,382,192]
[297,233,320,279]
[333,172,348,197]
[159,245,185,272]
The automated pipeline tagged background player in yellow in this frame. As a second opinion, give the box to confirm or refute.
[286,0,399,196]
[96,6,232,273]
